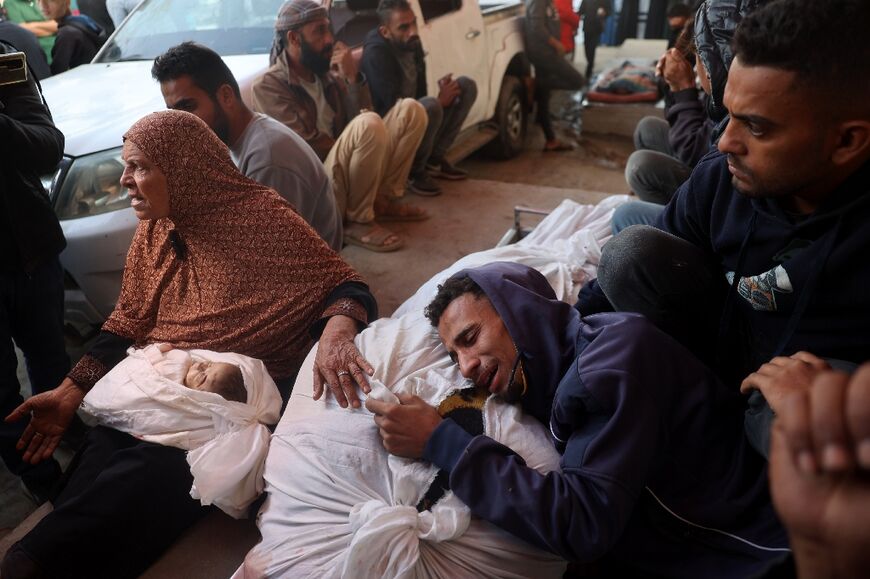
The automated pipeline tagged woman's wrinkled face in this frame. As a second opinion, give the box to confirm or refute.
[120,140,170,220]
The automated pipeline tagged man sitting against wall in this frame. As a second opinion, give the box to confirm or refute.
[361,0,477,196]
[152,42,344,251]
[252,0,429,253]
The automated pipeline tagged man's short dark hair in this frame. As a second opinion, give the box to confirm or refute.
[377,0,412,26]
[667,3,691,19]
[151,41,241,100]
[425,275,485,327]
[732,0,870,105]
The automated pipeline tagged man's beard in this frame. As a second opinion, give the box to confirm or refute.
[300,38,332,75]
[390,35,421,52]
[211,101,231,145]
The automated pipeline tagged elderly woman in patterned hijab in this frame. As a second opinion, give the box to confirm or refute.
[2,110,378,578]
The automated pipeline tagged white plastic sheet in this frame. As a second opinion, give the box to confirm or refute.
[235,318,566,578]
[80,348,282,518]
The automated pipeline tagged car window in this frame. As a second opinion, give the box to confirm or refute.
[54,149,130,220]
[96,0,286,62]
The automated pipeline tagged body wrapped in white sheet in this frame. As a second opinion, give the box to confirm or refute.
[80,347,282,518]
[236,197,629,577]
[237,316,566,579]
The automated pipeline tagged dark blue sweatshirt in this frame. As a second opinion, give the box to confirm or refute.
[423,262,788,577]
[659,152,870,371]
[579,152,870,377]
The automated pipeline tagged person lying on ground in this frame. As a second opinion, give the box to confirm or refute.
[361,0,477,196]
[152,41,344,251]
[252,0,429,253]
[367,262,788,578]
[0,109,377,579]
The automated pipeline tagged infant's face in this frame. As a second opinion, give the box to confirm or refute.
[184,360,238,393]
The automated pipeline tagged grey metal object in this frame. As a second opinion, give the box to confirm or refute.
[495,205,550,246]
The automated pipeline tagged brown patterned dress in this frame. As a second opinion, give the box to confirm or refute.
[69,110,374,389]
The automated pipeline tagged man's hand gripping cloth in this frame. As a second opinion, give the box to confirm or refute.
[80,347,282,518]
[235,312,567,579]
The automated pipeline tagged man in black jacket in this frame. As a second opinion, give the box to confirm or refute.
[38,0,104,75]
[0,40,68,504]
[361,0,477,196]
[578,0,610,81]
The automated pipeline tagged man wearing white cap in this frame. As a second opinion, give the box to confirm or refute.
[252,0,429,252]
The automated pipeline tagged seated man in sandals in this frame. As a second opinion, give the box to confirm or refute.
[252,0,429,252]
[152,41,344,251]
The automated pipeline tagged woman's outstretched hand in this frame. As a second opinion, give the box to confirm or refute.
[5,378,85,464]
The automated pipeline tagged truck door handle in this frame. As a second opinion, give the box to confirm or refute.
[465,29,481,39]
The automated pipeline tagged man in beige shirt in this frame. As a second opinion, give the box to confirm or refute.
[252,0,428,252]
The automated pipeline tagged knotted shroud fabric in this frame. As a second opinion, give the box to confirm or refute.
[81,347,282,518]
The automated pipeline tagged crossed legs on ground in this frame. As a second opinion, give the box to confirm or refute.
[325,100,428,251]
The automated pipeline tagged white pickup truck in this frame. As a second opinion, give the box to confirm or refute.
[40,0,531,337]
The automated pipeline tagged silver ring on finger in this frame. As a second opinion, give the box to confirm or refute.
[337,370,350,377]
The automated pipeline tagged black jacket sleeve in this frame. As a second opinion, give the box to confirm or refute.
[360,34,403,117]
[665,88,714,168]
[0,43,64,174]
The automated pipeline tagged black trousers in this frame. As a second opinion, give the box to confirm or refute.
[2,426,210,579]
[0,257,69,497]
[595,225,774,457]
[528,46,585,141]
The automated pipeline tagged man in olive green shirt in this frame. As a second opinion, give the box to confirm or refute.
[0,0,56,63]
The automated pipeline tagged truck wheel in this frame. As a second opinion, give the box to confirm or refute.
[484,76,527,159]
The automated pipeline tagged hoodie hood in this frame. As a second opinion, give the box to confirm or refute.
[61,13,104,42]
[452,262,582,422]
[694,0,770,121]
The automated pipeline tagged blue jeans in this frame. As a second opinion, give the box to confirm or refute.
[1,257,69,490]
[611,200,665,235]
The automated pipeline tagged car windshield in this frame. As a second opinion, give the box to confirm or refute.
[95,0,286,62]
[54,149,130,220]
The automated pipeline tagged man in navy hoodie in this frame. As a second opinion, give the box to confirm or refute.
[367,262,788,577]
[578,0,870,419]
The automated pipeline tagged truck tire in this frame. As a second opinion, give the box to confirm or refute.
[484,76,527,159]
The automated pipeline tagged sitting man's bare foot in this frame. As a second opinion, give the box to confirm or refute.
[343,222,404,252]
